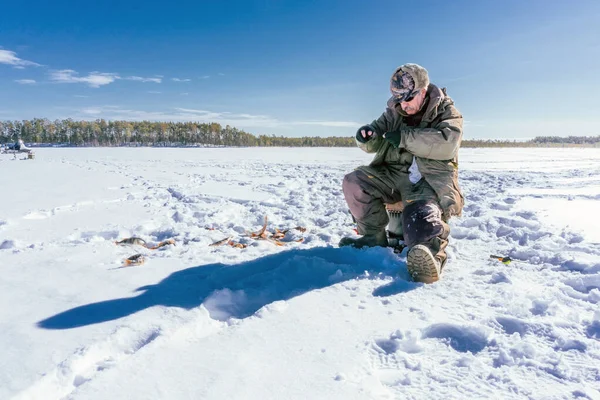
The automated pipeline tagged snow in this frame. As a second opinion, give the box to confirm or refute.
[1,147,600,400]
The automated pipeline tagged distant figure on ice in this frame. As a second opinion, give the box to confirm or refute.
[13,139,32,153]
[2,138,34,158]
[8,138,27,151]
[339,63,464,283]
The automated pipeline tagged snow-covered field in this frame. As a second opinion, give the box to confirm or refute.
[1,147,599,400]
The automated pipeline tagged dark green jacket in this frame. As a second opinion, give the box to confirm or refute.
[356,84,464,218]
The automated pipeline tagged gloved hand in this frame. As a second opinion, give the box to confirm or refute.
[383,131,402,148]
[355,125,378,143]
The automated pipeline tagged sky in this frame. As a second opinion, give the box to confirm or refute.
[1,0,599,139]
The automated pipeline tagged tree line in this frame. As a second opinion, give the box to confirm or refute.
[0,119,353,147]
[1,119,598,148]
[461,136,600,148]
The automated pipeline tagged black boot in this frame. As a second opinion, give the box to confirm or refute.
[406,245,441,283]
[339,230,388,249]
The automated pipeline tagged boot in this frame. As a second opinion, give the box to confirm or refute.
[407,244,441,283]
[386,210,404,252]
[339,230,388,249]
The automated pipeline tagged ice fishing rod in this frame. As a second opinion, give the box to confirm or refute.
[490,255,513,264]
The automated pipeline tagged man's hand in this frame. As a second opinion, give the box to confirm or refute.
[356,125,377,143]
[383,131,402,148]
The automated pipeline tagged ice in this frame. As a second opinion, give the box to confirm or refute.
[2,147,600,400]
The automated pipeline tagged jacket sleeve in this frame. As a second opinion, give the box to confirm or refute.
[399,103,463,160]
[355,106,394,154]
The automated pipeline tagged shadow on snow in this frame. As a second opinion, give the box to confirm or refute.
[38,246,418,330]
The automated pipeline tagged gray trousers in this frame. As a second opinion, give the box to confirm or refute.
[342,168,450,267]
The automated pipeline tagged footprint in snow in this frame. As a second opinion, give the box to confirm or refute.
[491,202,512,211]
[14,326,162,399]
[564,275,600,295]
[450,226,481,240]
[0,239,18,250]
[365,328,497,398]
[495,316,528,336]
[365,331,421,393]
[489,271,511,284]
[530,299,552,316]
[459,218,481,228]
[585,319,600,339]
[372,330,423,356]
[421,323,490,354]
[497,216,541,231]
[515,210,536,220]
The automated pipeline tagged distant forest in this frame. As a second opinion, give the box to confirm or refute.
[1,119,599,148]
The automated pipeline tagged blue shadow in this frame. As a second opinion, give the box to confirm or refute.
[38,246,417,330]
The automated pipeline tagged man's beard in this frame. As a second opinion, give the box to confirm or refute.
[403,104,417,113]
[402,98,425,114]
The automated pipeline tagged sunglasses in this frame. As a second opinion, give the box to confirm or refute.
[393,88,420,103]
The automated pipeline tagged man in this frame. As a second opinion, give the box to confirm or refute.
[339,63,464,284]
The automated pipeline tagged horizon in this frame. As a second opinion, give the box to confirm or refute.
[2,118,598,144]
[1,0,599,140]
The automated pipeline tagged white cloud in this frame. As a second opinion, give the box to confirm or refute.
[0,49,41,68]
[50,69,120,88]
[15,79,36,85]
[291,121,359,128]
[81,106,280,127]
[74,95,89,98]
[200,75,210,79]
[218,73,225,76]
[49,70,163,87]
[70,106,358,130]
[81,107,103,115]
[147,91,162,94]
[126,76,162,83]
[180,92,189,96]
[172,78,191,82]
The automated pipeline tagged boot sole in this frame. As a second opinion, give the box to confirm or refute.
[407,245,440,284]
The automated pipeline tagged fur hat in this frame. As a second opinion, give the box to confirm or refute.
[390,63,430,100]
